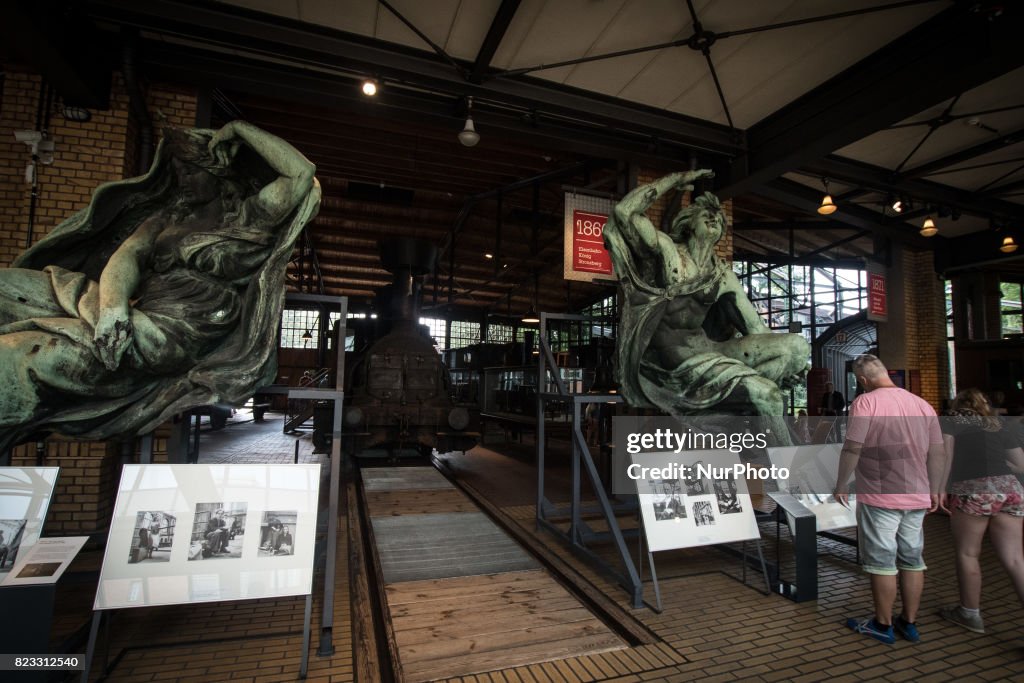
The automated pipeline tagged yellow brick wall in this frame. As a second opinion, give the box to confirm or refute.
[902,248,951,409]
[1,65,197,531]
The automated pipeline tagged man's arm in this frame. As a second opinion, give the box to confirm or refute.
[834,440,861,507]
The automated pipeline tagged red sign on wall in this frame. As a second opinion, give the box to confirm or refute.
[571,210,613,275]
[867,271,887,321]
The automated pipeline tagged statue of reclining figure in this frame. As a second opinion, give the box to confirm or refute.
[0,121,320,452]
[604,170,808,443]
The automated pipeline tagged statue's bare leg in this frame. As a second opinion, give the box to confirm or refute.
[718,334,809,383]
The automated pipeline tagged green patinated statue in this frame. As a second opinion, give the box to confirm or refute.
[604,170,808,427]
[0,121,319,452]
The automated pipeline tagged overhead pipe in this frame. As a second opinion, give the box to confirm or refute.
[122,30,153,175]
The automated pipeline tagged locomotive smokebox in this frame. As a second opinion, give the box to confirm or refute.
[343,238,477,458]
[378,238,437,325]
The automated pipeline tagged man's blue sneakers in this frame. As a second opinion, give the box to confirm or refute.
[894,615,921,643]
[845,617,896,644]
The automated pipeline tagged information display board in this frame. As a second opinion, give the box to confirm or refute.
[767,444,856,531]
[0,467,60,577]
[563,192,615,282]
[94,464,320,610]
[632,450,760,552]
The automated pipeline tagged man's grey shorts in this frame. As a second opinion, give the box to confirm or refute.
[857,503,927,575]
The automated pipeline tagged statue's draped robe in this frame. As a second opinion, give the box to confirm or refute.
[603,216,760,415]
[0,136,319,451]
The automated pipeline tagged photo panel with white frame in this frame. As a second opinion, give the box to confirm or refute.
[0,467,60,575]
[95,464,321,610]
[767,443,856,531]
[632,450,760,553]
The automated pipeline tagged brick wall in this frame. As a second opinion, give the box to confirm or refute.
[9,439,120,535]
[1,65,197,531]
[900,248,950,409]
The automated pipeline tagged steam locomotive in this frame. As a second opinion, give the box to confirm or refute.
[340,240,477,458]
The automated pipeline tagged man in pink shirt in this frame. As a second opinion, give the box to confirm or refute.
[834,354,945,644]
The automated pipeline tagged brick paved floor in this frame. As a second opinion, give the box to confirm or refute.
[54,421,1024,682]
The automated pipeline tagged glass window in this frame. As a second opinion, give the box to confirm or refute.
[1000,281,1023,338]
[418,317,447,350]
[486,323,513,343]
[280,309,320,349]
[449,320,481,349]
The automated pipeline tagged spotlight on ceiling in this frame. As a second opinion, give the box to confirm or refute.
[458,96,480,147]
[920,216,938,237]
[361,78,378,96]
[1001,236,1018,253]
[817,178,836,215]
[484,252,494,259]
[891,197,903,213]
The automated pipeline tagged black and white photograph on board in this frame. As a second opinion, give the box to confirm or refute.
[189,503,247,560]
[0,519,27,572]
[15,562,61,578]
[693,501,716,527]
[684,461,713,496]
[646,480,687,522]
[128,511,176,564]
[259,511,297,556]
[713,478,743,515]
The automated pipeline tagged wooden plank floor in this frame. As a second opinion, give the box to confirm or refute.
[387,570,624,682]
[363,466,626,682]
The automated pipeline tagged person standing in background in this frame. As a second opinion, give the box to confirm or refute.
[821,381,846,416]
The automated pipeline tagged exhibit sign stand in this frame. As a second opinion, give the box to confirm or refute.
[632,450,771,610]
[764,444,859,602]
[82,464,322,681]
[0,467,62,668]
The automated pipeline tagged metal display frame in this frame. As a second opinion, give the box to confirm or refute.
[533,313,641,607]
[84,293,347,679]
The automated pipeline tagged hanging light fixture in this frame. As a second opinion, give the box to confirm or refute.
[522,271,540,324]
[817,178,837,215]
[302,329,313,339]
[1000,235,1018,253]
[360,78,378,96]
[920,216,938,237]
[458,96,480,147]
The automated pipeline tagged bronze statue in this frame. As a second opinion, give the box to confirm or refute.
[604,170,807,422]
[0,121,319,451]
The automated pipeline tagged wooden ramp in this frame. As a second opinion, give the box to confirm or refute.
[363,466,626,682]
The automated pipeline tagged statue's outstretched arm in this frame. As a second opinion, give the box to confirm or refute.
[209,121,316,223]
[612,170,714,253]
[94,213,168,369]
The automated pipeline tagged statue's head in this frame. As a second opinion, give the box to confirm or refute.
[668,192,725,244]
[162,127,248,212]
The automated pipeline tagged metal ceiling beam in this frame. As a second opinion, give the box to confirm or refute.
[720,3,1024,199]
[733,220,860,231]
[901,125,1024,180]
[137,41,709,171]
[80,0,740,157]
[470,0,521,84]
[755,178,933,250]
[802,155,1024,220]
[935,232,1024,275]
